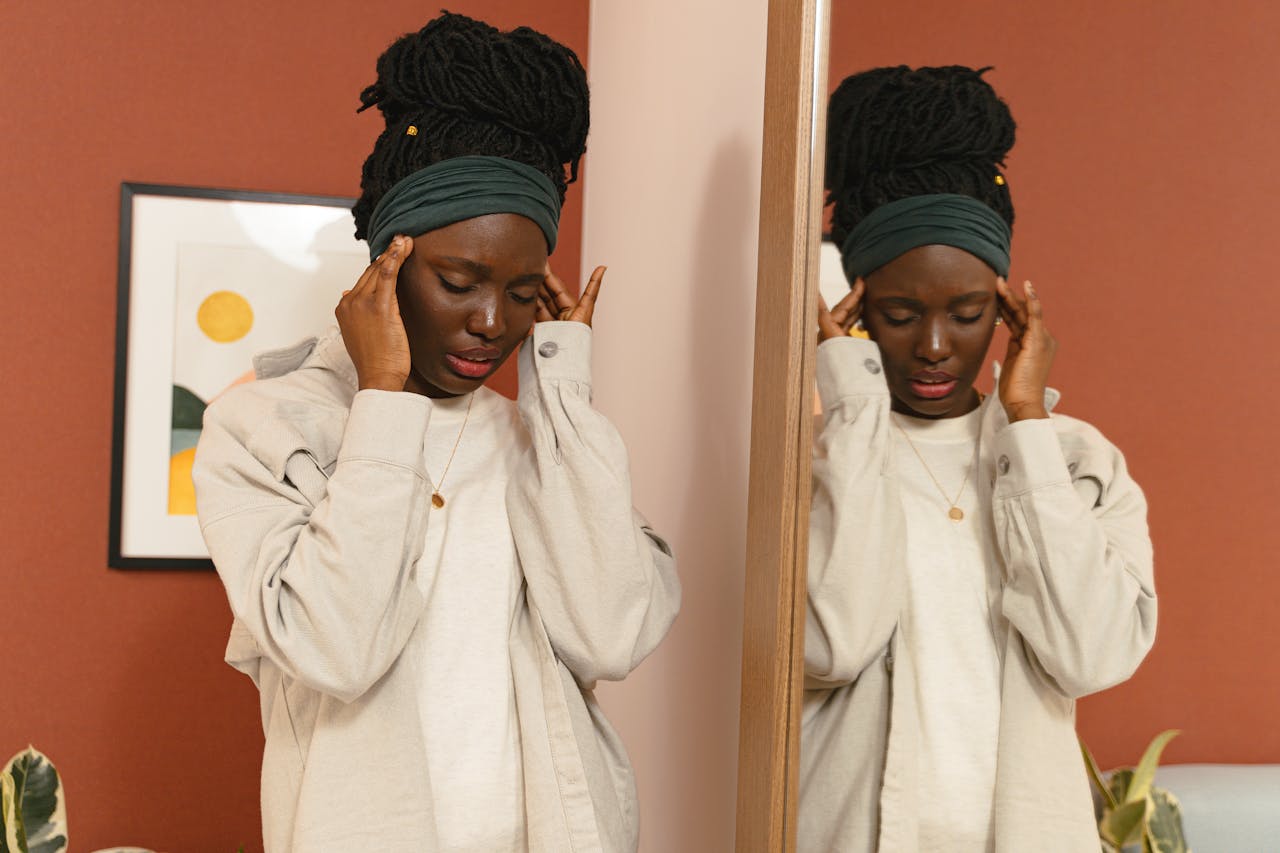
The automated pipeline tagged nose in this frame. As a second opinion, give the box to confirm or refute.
[914,315,951,364]
[466,291,507,341]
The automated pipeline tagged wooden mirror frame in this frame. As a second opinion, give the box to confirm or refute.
[734,0,830,849]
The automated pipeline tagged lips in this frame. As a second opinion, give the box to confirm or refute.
[444,347,501,379]
[909,371,958,400]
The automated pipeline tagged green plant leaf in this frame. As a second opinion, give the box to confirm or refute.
[1108,768,1135,808]
[1101,797,1149,846]
[1080,738,1119,809]
[1127,730,1180,805]
[1145,787,1189,853]
[4,748,66,853]
[1,770,26,853]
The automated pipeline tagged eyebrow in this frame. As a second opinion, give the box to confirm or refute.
[875,291,992,308]
[437,256,545,287]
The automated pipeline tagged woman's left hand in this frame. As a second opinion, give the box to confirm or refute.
[539,265,606,327]
[996,278,1057,422]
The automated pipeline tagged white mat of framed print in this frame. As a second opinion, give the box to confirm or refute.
[109,184,368,569]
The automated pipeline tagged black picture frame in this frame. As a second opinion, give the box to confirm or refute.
[109,182,358,570]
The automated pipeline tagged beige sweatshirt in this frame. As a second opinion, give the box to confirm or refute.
[192,321,680,853]
[800,336,1156,852]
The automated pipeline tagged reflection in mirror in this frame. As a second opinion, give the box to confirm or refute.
[792,2,1280,849]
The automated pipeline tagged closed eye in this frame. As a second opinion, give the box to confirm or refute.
[881,313,918,326]
[509,291,537,305]
[953,313,985,324]
[439,276,471,294]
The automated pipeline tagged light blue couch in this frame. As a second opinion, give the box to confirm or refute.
[1156,764,1280,851]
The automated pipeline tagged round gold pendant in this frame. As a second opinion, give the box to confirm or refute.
[948,506,964,521]
[431,493,445,509]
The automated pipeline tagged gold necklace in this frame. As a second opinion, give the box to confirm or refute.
[431,393,475,509]
[891,415,979,522]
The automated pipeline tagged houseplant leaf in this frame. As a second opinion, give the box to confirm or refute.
[1100,797,1148,847]
[4,748,66,853]
[1127,730,1180,804]
[1,770,26,853]
[1080,738,1119,809]
[1107,768,1135,809]
[1144,787,1189,853]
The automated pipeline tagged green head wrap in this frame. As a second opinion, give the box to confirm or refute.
[839,193,1011,281]
[365,155,561,261]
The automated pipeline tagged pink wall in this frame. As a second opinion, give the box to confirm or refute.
[581,1,768,849]
[829,0,1280,769]
[0,3,586,850]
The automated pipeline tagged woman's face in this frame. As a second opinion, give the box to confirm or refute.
[397,213,547,398]
[861,244,1000,419]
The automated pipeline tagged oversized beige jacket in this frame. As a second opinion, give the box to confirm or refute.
[192,321,680,853]
[800,336,1156,852]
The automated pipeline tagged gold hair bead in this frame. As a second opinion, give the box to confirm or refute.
[994,174,1006,186]
[406,125,419,136]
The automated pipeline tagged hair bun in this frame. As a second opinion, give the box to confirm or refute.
[352,12,590,240]
[359,12,588,171]
[825,64,1017,244]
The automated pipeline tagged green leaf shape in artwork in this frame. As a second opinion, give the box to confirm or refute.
[1101,797,1149,847]
[4,748,66,853]
[1,769,25,853]
[172,385,207,431]
[1127,730,1180,805]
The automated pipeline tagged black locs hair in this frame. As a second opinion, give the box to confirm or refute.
[352,11,590,240]
[824,65,1016,247]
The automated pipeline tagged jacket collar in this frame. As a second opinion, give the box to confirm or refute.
[251,326,359,390]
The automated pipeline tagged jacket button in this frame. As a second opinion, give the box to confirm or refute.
[863,359,882,375]
[1067,461,1079,475]
[998,455,1011,475]
[537,341,559,358]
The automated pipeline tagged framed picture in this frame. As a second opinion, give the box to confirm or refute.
[109,183,368,569]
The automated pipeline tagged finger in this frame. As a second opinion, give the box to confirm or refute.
[349,253,383,299]
[535,293,556,323]
[995,278,1027,333]
[998,303,1024,339]
[1008,279,1031,328]
[830,283,863,329]
[573,265,606,324]
[819,300,849,338]
[372,235,410,303]
[817,296,838,336]
[995,283,1024,334]
[543,268,576,315]
[1024,280,1044,326]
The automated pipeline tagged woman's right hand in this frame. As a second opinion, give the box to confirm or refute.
[817,278,865,342]
[336,235,414,392]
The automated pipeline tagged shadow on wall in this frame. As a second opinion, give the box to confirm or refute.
[639,134,759,847]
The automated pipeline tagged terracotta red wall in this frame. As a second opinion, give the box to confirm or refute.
[0,3,586,850]
[829,1,1280,769]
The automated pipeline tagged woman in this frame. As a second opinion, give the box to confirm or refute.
[800,66,1156,851]
[193,14,679,853]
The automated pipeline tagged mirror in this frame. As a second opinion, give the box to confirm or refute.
[791,1,1280,850]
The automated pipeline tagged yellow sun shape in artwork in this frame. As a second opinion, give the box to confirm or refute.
[198,290,254,343]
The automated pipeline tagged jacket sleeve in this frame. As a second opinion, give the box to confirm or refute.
[193,388,435,703]
[805,337,907,688]
[992,417,1157,699]
[506,321,681,686]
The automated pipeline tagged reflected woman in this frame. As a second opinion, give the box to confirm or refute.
[801,66,1156,851]
[192,13,679,853]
